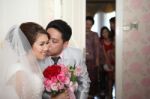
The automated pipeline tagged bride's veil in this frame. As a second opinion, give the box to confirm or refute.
[0,25,43,99]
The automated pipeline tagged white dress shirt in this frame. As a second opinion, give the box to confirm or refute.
[40,47,91,99]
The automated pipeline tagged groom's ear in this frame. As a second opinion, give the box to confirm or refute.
[63,41,69,48]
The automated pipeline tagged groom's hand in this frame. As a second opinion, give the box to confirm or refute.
[51,90,69,99]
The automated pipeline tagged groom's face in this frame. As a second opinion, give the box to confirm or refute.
[47,28,68,56]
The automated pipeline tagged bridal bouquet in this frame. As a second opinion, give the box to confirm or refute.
[43,64,81,98]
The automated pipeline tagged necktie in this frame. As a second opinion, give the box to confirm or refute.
[51,56,60,65]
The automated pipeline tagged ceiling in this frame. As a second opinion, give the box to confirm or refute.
[86,0,116,16]
[87,0,115,3]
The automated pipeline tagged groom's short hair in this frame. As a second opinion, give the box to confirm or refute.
[46,20,72,42]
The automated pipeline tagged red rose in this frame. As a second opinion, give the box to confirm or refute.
[43,65,61,79]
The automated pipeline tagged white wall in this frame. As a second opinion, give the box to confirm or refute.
[61,0,86,50]
[91,12,105,36]
[116,0,123,98]
[0,0,52,41]
[0,0,85,50]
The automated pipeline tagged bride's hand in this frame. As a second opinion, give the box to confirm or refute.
[51,90,70,99]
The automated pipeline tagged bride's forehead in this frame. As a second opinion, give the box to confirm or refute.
[34,34,49,42]
[35,33,47,38]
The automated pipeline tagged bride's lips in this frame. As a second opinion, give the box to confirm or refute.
[41,51,47,56]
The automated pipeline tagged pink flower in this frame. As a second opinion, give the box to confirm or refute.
[43,64,81,96]
[50,76,58,83]
[57,83,64,90]
[57,73,67,83]
[67,88,76,99]
[60,64,69,73]
[74,66,82,76]
[57,73,70,85]
[44,78,51,91]
[64,77,70,85]
[69,81,78,92]
[50,83,59,91]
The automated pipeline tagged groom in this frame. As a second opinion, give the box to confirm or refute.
[41,20,90,99]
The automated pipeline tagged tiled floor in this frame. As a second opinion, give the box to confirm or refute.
[88,85,116,99]
[112,85,115,99]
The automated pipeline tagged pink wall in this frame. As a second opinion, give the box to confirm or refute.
[123,0,150,98]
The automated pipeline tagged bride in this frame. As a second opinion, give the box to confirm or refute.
[0,22,49,99]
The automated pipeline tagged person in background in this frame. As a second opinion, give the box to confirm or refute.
[86,16,100,98]
[109,17,116,43]
[99,26,115,99]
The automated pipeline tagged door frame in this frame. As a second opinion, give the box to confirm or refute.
[116,0,123,98]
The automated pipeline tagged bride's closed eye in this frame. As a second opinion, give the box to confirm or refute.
[35,41,49,46]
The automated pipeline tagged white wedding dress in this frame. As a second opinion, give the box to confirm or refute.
[0,62,44,99]
[0,25,44,99]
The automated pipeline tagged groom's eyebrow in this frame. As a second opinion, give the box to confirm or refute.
[51,38,59,41]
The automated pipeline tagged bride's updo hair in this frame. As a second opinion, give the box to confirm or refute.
[20,22,49,46]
